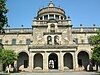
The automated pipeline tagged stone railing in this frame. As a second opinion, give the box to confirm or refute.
[72,27,100,33]
[3,28,32,34]
[29,45,77,49]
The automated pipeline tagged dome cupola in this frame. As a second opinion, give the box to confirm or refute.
[37,1,67,20]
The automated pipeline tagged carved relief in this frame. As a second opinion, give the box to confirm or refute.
[37,34,43,45]
[54,35,59,45]
[47,36,52,45]
[63,37,69,45]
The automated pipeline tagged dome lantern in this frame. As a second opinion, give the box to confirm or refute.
[48,0,55,7]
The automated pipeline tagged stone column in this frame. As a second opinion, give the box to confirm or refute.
[33,53,36,70]
[29,53,33,72]
[48,14,50,19]
[54,14,55,19]
[59,51,64,71]
[58,52,61,70]
[75,52,78,70]
[43,16,44,20]
[72,52,76,70]
[59,16,61,20]
[43,51,48,71]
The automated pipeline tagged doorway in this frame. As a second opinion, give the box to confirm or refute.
[48,53,58,69]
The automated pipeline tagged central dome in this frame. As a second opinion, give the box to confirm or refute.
[37,1,66,20]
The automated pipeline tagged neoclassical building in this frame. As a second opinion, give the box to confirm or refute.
[0,1,99,71]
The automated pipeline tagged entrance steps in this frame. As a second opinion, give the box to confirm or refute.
[32,69,75,73]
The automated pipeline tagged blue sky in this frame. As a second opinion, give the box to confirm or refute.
[6,0,100,28]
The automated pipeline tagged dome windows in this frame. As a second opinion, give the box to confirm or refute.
[49,14,54,19]
[44,15,48,20]
[38,14,64,20]
[55,15,59,20]
[61,16,63,20]
[40,17,42,20]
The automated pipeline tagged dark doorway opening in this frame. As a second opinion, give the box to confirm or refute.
[17,52,29,71]
[48,53,58,69]
[63,53,73,69]
[34,53,43,69]
[78,51,89,70]
[78,59,82,67]
[24,60,28,68]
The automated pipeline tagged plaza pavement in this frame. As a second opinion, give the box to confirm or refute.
[0,71,100,75]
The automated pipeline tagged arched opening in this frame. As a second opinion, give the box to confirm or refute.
[78,51,89,70]
[17,52,29,71]
[63,53,73,69]
[34,53,43,70]
[48,53,58,69]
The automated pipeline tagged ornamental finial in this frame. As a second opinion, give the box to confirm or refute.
[48,0,55,7]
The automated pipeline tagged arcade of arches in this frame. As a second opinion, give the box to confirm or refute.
[15,51,90,71]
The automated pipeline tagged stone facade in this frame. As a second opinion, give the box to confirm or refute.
[0,1,99,72]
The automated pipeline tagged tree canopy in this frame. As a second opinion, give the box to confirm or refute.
[0,49,18,66]
[0,0,8,31]
[90,30,100,62]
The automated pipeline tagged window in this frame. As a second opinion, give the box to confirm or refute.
[0,39,2,44]
[26,39,31,45]
[61,16,63,20]
[50,24,55,28]
[88,38,91,44]
[49,14,54,19]
[55,15,59,20]
[50,24,55,33]
[12,39,16,45]
[44,15,48,20]
[40,17,42,20]
[47,36,52,45]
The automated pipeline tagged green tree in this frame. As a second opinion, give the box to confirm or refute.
[90,30,100,71]
[0,49,18,73]
[0,0,8,32]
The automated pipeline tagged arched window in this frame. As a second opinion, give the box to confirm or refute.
[47,36,52,45]
[12,39,16,45]
[50,24,55,33]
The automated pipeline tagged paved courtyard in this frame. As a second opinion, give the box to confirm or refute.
[0,71,99,75]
